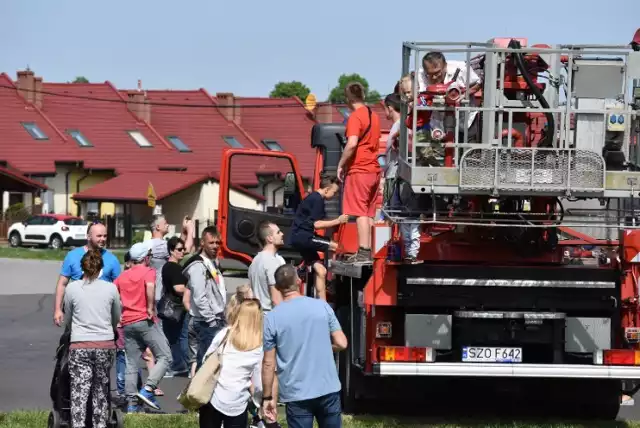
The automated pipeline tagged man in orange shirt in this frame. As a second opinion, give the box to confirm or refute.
[337,82,381,264]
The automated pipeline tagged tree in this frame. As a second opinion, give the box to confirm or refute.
[72,76,89,83]
[269,81,311,101]
[327,73,382,104]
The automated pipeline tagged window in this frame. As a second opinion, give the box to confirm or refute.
[377,154,387,168]
[22,122,48,140]
[67,130,92,147]
[167,136,191,152]
[262,139,283,151]
[127,130,153,147]
[223,136,243,148]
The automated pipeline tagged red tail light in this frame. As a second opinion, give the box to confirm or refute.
[595,350,640,365]
[377,346,434,363]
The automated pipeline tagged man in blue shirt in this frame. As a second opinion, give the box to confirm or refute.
[262,264,348,428]
[53,222,121,326]
[288,174,348,301]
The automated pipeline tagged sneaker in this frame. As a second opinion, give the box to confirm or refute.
[344,248,372,265]
[403,257,423,265]
[136,387,161,410]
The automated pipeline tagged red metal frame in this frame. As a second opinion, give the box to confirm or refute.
[216,148,306,265]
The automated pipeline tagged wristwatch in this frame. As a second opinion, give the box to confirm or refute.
[262,396,273,402]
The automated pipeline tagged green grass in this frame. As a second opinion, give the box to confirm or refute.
[2,411,640,428]
[0,247,127,263]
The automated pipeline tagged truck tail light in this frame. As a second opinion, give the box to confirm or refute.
[376,322,392,338]
[377,346,435,363]
[594,350,640,365]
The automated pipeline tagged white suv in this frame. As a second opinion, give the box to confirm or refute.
[8,214,89,249]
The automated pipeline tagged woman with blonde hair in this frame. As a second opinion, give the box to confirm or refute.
[199,299,264,428]
[224,284,253,324]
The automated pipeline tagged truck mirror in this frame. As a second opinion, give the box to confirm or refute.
[283,172,301,213]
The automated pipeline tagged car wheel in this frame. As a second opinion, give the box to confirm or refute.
[50,235,63,250]
[9,232,21,248]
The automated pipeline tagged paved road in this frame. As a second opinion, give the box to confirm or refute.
[2,257,640,420]
[0,257,245,413]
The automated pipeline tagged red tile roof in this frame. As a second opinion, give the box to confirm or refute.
[40,82,181,173]
[73,170,265,202]
[138,89,277,185]
[228,96,318,179]
[0,165,48,192]
[0,73,78,174]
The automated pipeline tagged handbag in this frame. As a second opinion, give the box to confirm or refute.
[157,292,185,323]
[177,330,230,410]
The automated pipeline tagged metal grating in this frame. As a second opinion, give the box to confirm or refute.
[459,148,605,193]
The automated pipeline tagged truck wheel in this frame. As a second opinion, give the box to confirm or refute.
[335,306,360,414]
[582,380,621,420]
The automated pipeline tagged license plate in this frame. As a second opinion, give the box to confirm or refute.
[462,346,522,363]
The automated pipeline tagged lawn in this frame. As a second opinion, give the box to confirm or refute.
[1,411,639,428]
[0,247,127,263]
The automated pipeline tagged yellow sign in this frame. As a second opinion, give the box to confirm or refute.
[147,182,156,208]
[304,93,317,111]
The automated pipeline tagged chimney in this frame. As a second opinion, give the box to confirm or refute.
[34,77,43,109]
[127,91,151,123]
[216,92,240,124]
[16,70,36,104]
[314,103,334,123]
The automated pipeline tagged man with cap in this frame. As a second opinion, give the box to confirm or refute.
[114,241,172,413]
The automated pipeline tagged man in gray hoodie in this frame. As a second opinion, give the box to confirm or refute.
[183,226,226,370]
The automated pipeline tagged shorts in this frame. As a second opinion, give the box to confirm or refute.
[343,171,381,218]
[292,234,330,266]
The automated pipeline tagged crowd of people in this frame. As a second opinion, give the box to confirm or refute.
[54,218,347,428]
[51,57,468,427]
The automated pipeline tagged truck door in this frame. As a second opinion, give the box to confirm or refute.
[217,149,306,265]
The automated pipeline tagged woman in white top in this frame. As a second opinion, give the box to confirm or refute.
[199,299,263,428]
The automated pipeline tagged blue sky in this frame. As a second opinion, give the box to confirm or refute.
[1,0,638,101]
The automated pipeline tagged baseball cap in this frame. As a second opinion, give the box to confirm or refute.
[128,241,151,262]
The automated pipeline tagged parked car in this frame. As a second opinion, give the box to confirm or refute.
[8,214,88,249]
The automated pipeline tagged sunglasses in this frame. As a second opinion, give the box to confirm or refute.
[174,247,185,252]
[241,297,262,309]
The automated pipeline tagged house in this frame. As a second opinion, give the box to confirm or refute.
[0,71,78,214]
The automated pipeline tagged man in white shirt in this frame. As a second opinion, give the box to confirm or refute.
[417,51,482,142]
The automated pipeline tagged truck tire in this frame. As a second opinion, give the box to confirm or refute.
[335,306,360,414]
[582,380,621,420]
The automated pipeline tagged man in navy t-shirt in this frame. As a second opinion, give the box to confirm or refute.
[288,174,348,301]
[53,222,121,326]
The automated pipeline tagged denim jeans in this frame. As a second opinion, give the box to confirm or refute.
[162,314,189,373]
[123,319,173,397]
[116,350,143,396]
[285,391,342,428]
[192,320,223,370]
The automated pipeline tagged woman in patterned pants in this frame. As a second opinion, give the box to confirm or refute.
[63,250,122,428]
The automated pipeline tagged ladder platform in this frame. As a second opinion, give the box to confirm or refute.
[328,259,371,278]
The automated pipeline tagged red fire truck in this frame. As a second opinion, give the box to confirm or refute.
[218,31,640,420]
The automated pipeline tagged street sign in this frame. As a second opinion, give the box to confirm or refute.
[147,182,156,208]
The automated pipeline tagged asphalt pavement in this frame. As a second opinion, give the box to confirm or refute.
[1,256,640,420]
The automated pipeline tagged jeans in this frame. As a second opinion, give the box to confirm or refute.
[162,314,189,373]
[198,402,247,428]
[123,319,173,397]
[285,391,342,428]
[192,320,223,370]
[116,349,143,396]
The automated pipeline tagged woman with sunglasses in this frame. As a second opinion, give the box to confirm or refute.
[158,236,191,377]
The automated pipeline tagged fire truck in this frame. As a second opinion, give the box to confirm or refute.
[218,31,640,419]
